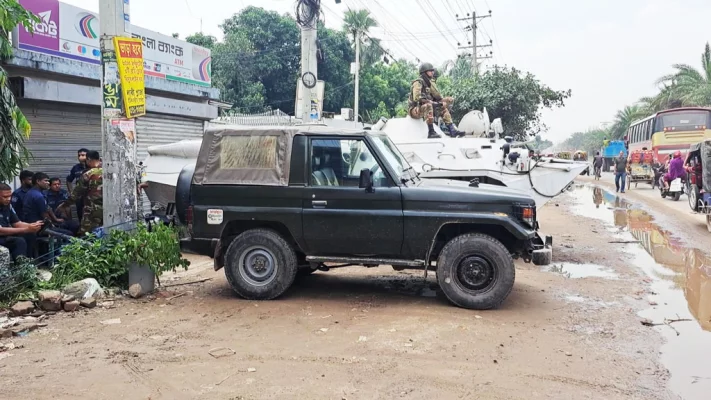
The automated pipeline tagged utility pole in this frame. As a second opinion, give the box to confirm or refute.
[353,31,360,128]
[296,1,320,123]
[99,0,138,229]
[457,10,493,74]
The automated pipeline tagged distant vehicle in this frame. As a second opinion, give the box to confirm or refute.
[601,140,627,172]
[627,107,711,164]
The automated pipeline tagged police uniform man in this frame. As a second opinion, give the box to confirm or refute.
[11,170,34,220]
[58,151,103,236]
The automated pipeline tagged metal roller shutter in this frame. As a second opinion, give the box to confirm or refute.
[19,100,101,182]
[136,113,205,213]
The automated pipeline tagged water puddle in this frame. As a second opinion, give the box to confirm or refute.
[567,184,711,399]
[546,263,619,279]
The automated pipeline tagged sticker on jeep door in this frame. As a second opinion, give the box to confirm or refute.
[207,209,224,225]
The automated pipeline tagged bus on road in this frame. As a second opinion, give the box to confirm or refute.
[627,107,711,163]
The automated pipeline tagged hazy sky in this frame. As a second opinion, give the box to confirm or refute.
[62,0,711,143]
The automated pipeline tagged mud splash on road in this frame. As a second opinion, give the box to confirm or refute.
[568,184,711,399]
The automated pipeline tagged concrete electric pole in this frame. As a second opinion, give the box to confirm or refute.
[99,0,138,229]
[296,1,321,123]
[457,10,493,74]
[353,31,360,128]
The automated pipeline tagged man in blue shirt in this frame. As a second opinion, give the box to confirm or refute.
[66,148,88,221]
[11,170,34,221]
[22,173,65,225]
[45,178,79,235]
[0,183,42,261]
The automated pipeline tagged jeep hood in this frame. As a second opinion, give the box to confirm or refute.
[405,178,534,206]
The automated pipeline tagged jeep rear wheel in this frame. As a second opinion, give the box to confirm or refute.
[224,228,297,300]
[436,233,515,310]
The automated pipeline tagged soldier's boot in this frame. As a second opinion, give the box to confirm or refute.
[427,123,441,138]
[446,123,465,137]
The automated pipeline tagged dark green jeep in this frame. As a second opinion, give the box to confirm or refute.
[176,125,551,310]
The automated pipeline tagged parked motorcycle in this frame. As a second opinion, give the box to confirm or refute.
[659,175,684,201]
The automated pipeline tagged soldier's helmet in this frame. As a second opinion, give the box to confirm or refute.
[419,62,435,75]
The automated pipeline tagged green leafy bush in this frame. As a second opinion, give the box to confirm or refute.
[50,222,190,289]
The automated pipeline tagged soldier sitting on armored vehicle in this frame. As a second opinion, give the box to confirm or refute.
[409,62,464,139]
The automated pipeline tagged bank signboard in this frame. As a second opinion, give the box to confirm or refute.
[15,0,212,87]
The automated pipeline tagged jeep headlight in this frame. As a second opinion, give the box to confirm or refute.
[514,203,536,229]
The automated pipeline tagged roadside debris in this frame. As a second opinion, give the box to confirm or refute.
[9,301,34,317]
[100,318,122,325]
[62,278,103,299]
[208,347,236,359]
[37,290,62,312]
[640,316,693,336]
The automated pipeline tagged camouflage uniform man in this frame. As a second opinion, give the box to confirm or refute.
[431,69,464,137]
[58,150,103,236]
[409,62,440,138]
[409,63,463,138]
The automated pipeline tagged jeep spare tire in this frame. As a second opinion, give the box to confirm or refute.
[224,228,298,300]
[436,233,515,310]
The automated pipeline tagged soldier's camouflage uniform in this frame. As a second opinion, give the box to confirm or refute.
[409,77,461,137]
[63,167,103,236]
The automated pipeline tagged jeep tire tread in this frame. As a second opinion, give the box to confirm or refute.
[436,233,515,310]
[223,228,298,300]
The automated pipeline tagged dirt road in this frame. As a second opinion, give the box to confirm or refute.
[2,183,710,399]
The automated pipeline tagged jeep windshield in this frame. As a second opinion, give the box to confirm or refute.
[370,134,418,183]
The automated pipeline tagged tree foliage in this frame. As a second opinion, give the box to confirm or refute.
[1,0,38,181]
[185,32,217,49]
[446,66,571,140]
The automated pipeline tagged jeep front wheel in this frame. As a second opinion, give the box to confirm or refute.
[223,228,298,300]
[436,233,515,310]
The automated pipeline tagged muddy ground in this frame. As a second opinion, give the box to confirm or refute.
[1,182,709,400]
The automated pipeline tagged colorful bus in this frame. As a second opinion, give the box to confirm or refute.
[627,107,711,163]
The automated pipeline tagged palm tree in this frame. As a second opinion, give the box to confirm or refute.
[610,104,646,139]
[343,9,382,65]
[639,84,683,113]
[656,42,711,107]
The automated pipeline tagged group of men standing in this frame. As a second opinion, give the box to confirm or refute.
[0,149,103,262]
[408,62,464,139]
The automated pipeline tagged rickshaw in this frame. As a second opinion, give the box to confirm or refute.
[626,149,655,190]
[684,140,711,230]
[573,150,588,161]
[556,151,572,160]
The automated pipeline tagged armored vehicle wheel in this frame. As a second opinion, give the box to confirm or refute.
[436,233,515,310]
[223,228,298,300]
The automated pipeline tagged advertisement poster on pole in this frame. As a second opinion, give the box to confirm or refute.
[114,37,146,119]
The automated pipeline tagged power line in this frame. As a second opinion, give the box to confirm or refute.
[415,0,459,53]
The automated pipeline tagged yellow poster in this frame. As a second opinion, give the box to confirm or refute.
[113,37,146,119]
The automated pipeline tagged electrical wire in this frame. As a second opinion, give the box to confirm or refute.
[296,0,321,28]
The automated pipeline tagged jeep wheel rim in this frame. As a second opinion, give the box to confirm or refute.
[455,255,496,292]
[239,246,278,286]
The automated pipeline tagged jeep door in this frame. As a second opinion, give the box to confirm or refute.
[302,136,404,256]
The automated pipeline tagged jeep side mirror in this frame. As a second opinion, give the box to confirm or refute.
[359,168,374,192]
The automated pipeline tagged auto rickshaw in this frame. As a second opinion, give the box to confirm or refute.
[626,149,655,190]
[684,140,711,227]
